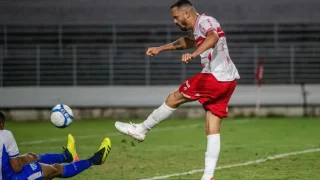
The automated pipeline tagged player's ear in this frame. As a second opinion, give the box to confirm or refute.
[185,9,190,18]
[0,122,4,130]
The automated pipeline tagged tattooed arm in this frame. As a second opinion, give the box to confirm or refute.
[160,33,195,51]
[146,34,195,56]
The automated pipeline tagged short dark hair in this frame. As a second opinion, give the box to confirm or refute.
[0,111,5,123]
[171,0,193,9]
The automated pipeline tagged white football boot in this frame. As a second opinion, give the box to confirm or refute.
[115,122,146,142]
[201,175,214,180]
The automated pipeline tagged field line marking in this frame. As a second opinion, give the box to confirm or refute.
[140,148,320,180]
[19,123,202,145]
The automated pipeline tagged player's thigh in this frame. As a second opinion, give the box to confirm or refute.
[40,163,63,180]
[179,73,223,99]
[199,80,237,120]
[11,162,43,180]
[176,73,209,105]
[166,74,205,108]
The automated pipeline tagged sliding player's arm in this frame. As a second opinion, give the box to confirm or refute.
[5,130,23,173]
[19,153,40,165]
[10,157,23,173]
[146,34,195,56]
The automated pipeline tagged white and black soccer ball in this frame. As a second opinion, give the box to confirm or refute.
[51,104,74,128]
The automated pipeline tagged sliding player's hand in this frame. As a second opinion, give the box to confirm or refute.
[146,47,161,56]
[182,53,197,64]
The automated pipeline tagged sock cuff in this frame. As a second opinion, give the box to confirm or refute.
[207,134,220,139]
[163,102,177,111]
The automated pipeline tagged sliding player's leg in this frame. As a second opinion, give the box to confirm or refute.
[12,138,111,180]
[41,159,94,179]
[38,134,79,164]
[19,134,79,165]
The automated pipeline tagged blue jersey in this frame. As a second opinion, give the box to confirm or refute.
[0,130,43,180]
[0,130,19,180]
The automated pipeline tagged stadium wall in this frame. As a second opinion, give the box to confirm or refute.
[0,0,319,24]
[1,85,320,121]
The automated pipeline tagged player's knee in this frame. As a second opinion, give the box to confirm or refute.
[27,153,40,162]
[165,92,178,108]
[52,164,64,176]
[41,163,64,180]
[205,111,222,135]
[165,91,185,108]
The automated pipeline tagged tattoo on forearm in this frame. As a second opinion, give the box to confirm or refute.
[172,39,185,50]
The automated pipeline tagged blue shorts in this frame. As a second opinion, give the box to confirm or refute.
[11,162,43,180]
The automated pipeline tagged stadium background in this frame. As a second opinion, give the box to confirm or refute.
[0,0,320,119]
[1,1,320,180]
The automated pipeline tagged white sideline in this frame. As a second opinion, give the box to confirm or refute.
[19,123,201,145]
[140,148,320,180]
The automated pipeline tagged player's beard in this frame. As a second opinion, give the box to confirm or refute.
[176,20,188,31]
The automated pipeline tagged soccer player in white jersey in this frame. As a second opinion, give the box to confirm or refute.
[115,0,240,179]
[0,112,111,180]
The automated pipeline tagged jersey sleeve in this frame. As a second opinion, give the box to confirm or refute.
[198,17,219,37]
[4,130,19,158]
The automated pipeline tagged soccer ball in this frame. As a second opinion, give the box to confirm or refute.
[51,104,74,128]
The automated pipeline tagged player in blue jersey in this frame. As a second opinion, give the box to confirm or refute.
[0,111,112,180]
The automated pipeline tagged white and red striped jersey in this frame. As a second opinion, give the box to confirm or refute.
[193,14,240,81]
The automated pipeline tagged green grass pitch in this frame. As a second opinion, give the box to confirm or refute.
[7,117,320,180]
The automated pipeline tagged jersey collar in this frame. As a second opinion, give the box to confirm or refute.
[193,13,205,32]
